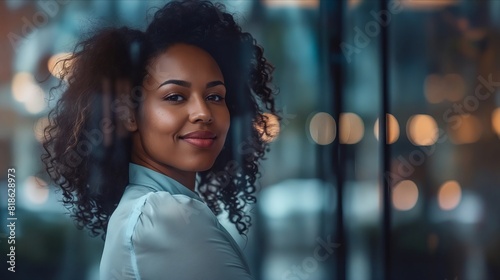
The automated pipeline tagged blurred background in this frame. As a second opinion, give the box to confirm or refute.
[1,0,500,279]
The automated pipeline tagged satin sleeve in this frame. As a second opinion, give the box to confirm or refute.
[100,191,254,280]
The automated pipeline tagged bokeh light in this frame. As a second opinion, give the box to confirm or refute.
[424,74,445,104]
[407,114,438,146]
[374,114,400,144]
[24,176,50,205]
[448,114,482,144]
[309,112,336,145]
[11,72,47,114]
[12,72,38,102]
[491,108,500,136]
[392,180,419,211]
[339,112,364,144]
[438,180,462,210]
[424,74,465,103]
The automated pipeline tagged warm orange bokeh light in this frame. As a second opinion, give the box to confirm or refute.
[340,113,364,144]
[407,114,438,146]
[438,180,462,210]
[491,108,500,136]
[374,114,399,144]
[309,112,336,145]
[392,180,419,211]
[448,114,482,144]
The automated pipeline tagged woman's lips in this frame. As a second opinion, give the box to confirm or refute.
[180,131,216,148]
[181,138,215,148]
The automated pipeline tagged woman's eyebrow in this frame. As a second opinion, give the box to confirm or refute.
[157,79,191,89]
[157,80,225,89]
[206,80,225,88]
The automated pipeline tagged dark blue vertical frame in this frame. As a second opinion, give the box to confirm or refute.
[379,0,391,280]
[320,0,346,279]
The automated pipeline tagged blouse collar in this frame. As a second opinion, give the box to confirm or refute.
[128,163,203,202]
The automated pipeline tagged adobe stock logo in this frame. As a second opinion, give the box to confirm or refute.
[281,235,340,280]
[340,0,403,63]
[7,0,70,52]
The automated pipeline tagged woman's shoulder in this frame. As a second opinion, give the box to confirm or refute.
[108,188,216,238]
[139,191,215,228]
[102,189,253,280]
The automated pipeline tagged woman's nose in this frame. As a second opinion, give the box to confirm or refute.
[189,96,213,124]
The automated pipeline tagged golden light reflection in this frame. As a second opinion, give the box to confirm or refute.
[448,114,482,144]
[438,180,462,210]
[491,108,500,135]
[309,112,336,145]
[254,113,280,143]
[392,180,419,211]
[263,0,319,8]
[407,114,438,146]
[374,114,399,144]
[24,176,49,205]
[47,52,73,80]
[339,113,364,144]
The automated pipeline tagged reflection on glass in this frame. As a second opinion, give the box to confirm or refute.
[309,112,336,145]
[448,114,482,144]
[374,113,399,144]
[438,180,462,211]
[392,180,419,211]
[340,112,364,144]
[407,114,438,146]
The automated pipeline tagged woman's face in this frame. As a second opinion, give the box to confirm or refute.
[128,43,230,184]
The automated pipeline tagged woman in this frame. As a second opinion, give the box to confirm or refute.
[42,0,279,279]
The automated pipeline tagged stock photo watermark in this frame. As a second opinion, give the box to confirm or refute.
[6,168,17,273]
[341,0,403,63]
[281,235,340,280]
[8,0,70,52]
[385,73,500,186]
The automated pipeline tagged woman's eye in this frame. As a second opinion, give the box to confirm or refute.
[207,94,225,102]
[164,94,185,102]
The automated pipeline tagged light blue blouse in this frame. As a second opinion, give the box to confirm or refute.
[99,163,254,280]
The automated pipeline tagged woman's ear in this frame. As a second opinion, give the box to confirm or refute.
[123,109,138,132]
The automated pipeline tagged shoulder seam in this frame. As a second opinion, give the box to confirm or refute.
[125,192,153,280]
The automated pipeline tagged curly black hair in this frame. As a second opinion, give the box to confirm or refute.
[42,0,279,239]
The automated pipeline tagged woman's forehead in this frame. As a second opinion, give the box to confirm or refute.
[146,44,223,81]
